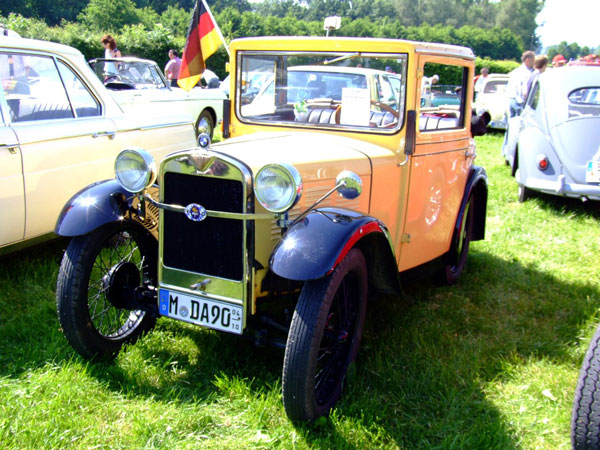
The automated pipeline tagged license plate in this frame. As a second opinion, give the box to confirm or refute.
[159,288,243,334]
[586,158,600,183]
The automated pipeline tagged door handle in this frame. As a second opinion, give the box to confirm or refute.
[465,149,476,159]
[92,131,116,140]
[1,145,19,154]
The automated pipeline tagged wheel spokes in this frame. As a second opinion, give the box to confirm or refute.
[86,231,146,338]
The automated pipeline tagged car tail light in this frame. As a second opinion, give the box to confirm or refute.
[537,154,549,171]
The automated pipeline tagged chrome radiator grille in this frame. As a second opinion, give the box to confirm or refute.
[162,172,244,281]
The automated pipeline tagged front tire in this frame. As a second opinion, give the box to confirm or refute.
[56,222,158,360]
[282,248,368,422]
[572,323,600,449]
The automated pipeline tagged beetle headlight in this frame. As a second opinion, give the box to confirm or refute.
[114,149,157,193]
[254,164,302,213]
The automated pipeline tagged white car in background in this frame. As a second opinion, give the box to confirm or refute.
[89,57,226,138]
[0,37,197,254]
[475,74,509,130]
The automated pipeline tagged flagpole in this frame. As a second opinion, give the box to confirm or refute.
[201,0,230,57]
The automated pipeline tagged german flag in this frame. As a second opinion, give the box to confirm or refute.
[178,0,224,91]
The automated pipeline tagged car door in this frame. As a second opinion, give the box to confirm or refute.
[399,56,473,270]
[0,123,24,246]
[1,51,119,241]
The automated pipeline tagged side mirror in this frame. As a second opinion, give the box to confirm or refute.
[336,170,362,200]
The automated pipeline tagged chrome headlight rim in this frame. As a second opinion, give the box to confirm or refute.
[254,163,303,213]
[114,148,157,193]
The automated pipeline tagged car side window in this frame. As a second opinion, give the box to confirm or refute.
[527,81,540,110]
[57,61,102,118]
[0,52,74,122]
[419,63,466,132]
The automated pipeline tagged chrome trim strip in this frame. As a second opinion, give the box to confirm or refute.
[144,193,276,220]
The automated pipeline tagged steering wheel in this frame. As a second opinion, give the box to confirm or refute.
[370,100,399,118]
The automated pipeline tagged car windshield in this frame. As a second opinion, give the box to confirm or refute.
[568,87,600,118]
[90,59,167,89]
[237,51,407,132]
[483,80,507,94]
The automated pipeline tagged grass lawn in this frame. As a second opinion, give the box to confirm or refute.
[1,132,599,449]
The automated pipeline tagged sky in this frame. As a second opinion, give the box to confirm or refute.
[248,0,599,50]
[536,0,600,49]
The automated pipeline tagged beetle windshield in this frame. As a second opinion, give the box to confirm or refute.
[237,51,407,132]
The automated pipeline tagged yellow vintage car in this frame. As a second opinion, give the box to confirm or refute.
[0,37,197,254]
[54,36,489,422]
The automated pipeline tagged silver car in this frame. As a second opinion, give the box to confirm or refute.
[502,66,600,202]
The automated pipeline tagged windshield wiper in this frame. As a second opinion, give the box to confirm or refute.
[322,52,362,65]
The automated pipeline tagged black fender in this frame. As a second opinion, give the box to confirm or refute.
[270,207,398,289]
[55,179,136,237]
[456,165,488,243]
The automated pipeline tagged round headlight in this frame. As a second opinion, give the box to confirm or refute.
[254,164,302,213]
[114,149,157,193]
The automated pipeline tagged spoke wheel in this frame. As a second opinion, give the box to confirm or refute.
[440,198,474,285]
[56,222,157,360]
[282,248,368,422]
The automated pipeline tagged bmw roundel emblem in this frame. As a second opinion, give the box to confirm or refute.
[184,203,207,222]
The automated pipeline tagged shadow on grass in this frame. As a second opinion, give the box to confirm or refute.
[0,238,598,448]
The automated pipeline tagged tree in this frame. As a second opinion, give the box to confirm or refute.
[1,0,88,25]
[495,0,543,50]
[78,0,140,32]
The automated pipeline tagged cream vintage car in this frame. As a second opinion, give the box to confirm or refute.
[0,37,197,254]
[55,36,490,422]
[89,57,226,138]
[474,74,509,130]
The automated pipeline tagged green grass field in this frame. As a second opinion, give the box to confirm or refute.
[1,132,599,449]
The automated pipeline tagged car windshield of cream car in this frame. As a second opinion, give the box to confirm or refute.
[237,51,406,131]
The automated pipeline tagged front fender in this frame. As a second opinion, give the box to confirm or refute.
[270,207,390,281]
[458,165,488,242]
[55,179,135,237]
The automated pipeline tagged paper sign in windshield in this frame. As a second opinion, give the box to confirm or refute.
[340,87,370,126]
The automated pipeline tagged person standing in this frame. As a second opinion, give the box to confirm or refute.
[100,35,121,79]
[506,50,535,117]
[101,35,121,59]
[474,67,489,95]
[526,55,549,94]
[164,49,182,88]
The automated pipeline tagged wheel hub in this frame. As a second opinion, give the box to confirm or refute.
[103,261,140,309]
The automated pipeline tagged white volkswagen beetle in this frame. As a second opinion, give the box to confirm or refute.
[502,66,600,202]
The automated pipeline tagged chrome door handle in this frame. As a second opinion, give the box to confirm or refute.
[92,131,116,140]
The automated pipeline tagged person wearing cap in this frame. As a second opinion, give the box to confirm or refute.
[552,54,566,67]
[506,50,535,117]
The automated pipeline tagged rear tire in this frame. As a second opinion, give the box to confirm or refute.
[282,248,368,422]
[572,323,600,449]
[439,198,474,285]
[518,183,532,203]
[56,222,157,360]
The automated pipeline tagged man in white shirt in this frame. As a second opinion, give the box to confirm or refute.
[506,51,535,117]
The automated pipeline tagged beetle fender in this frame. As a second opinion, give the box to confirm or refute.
[55,179,136,237]
[270,207,395,282]
[457,165,488,242]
